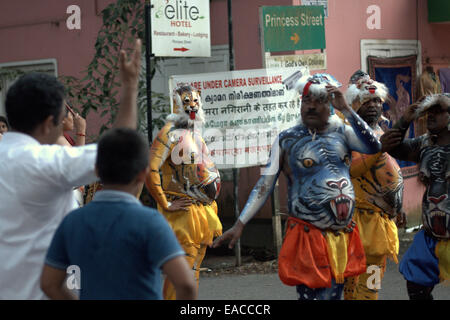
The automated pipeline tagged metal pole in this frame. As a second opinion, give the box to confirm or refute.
[227,0,241,267]
[145,0,153,144]
[145,0,157,208]
[259,7,282,257]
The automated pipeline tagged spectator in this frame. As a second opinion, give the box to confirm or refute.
[0,39,142,299]
[56,103,86,147]
[40,128,196,300]
[0,115,9,141]
[55,104,88,207]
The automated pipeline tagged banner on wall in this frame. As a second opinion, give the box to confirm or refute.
[368,55,418,169]
[169,66,310,169]
[265,53,326,70]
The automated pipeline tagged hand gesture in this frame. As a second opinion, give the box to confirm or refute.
[380,129,403,153]
[166,198,192,212]
[402,102,420,123]
[326,85,350,112]
[73,113,86,134]
[212,220,245,249]
[119,39,142,88]
[395,210,407,228]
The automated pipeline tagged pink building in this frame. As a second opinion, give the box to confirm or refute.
[0,0,448,248]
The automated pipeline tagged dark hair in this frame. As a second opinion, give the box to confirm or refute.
[349,70,369,84]
[96,128,149,185]
[0,116,9,129]
[5,73,65,134]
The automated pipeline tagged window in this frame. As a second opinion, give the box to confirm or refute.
[0,59,57,116]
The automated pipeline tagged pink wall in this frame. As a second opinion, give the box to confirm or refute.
[0,0,115,136]
[0,0,114,78]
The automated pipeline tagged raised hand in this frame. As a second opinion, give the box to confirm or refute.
[114,39,142,129]
[73,113,86,134]
[119,39,142,88]
[380,129,403,153]
[402,102,420,123]
[326,85,350,112]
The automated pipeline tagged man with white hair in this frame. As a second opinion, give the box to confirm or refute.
[213,73,382,300]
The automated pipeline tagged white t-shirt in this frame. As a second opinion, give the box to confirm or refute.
[0,132,98,299]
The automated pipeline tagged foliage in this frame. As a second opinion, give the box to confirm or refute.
[0,69,26,91]
[60,0,170,139]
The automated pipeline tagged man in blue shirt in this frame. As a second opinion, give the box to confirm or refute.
[40,128,197,300]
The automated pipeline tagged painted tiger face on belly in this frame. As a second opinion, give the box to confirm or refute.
[282,132,355,231]
[420,145,450,239]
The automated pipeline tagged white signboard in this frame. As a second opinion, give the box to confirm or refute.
[302,0,328,18]
[265,53,327,70]
[151,0,211,57]
[169,67,310,169]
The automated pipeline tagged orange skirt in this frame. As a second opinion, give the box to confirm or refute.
[278,217,366,288]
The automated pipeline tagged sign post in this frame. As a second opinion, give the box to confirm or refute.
[150,0,211,57]
[260,5,326,257]
[261,5,326,53]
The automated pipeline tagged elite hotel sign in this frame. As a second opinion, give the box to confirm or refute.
[151,0,211,57]
[261,6,326,53]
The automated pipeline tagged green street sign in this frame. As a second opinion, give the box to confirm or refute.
[261,6,326,53]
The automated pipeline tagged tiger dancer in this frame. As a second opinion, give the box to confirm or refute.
[145,84,222,300]
[213,73,382,300]
[342,71,405,300]
[381,93,450,300]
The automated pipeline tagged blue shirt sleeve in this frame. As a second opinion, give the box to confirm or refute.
[146,211,185,269]
[45,217,70,270]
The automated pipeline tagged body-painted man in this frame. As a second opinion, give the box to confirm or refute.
[145,85,222,300]
[381,94,450,300]
[343,71,404,300]
[213,74,382,300]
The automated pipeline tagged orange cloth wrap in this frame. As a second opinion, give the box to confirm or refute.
[278,217,366,288]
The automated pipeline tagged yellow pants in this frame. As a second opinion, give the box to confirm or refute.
[159,194,222,300]
[343,208,398,300]
[163,244,207,300]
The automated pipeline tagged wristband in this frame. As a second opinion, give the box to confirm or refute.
[76,133,86,137]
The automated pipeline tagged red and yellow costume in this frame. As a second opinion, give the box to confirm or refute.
[145,85,222,300]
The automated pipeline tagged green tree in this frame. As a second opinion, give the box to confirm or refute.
[61,0,169,139]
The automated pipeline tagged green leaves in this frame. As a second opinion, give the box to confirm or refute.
[60,0,169,142]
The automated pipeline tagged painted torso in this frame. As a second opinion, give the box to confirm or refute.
[279,124,354,231]
[238,110,382,228]
[418,137,450,239]
[350,126,404,217]
[150,122,221,204]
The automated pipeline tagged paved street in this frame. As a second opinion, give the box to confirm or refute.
[199,259,450,300]
[198,235,450,300]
